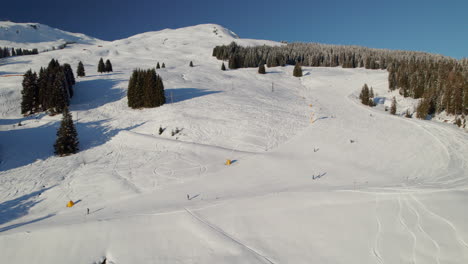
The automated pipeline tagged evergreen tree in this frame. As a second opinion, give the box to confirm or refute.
[156,62,160,69]
[36,67,47,111]
[229,55,240,69]
[221,62,226,71]
[189,61,194,67]
[21,69,38,115]
[63,63,75,98]
[390,97,397,115]
[156,74,166,106]
[77,61,85,77]
[293,63,303,77]
[97,58,105,73]
[370,87,374,98]
[258,64,266,74]
[105,59,113,72]
[359,84,370,105]
[127,70,138,108]
[50,70,69,114]
[54,107,79,156]
[162,63,165,68]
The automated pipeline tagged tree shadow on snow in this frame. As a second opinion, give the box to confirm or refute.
[0,186,54,229]
[0,113,48,126]
[84,72,124,78]
[72,77,126,111]
[0,58,32,67]
[165,88,221,103]
[0,119,144,172]
[0,214,55,233]
[0,71,23,76]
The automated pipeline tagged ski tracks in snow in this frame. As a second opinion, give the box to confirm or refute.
[372,189,468,264]
[373,195,385,264]
[184,207,276,264]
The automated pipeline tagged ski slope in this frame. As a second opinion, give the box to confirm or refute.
[0,23,467,264]
[0,21,101,52]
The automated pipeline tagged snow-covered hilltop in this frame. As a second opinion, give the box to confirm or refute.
[0,23,467,264]
[0,21,101,51]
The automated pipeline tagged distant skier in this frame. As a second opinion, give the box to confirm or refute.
[187,194,190,200]
[87,208,90,215]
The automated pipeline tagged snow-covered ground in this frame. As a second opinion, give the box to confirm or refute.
[0,23,467,264]
[0,21,101,52]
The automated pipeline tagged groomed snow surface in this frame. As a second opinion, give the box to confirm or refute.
[1,24,467,264]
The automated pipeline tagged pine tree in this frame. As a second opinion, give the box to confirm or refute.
[370,87,374,98]
[21,69,38,115]
[189,61,194,67]
[293,63,303,77]
[63,63,75,98]
[221,62,226,71]
[228,56,237,69]
[97,58,105,73]
[77,61,85,77]
[156,62,160,69]
[105,59,113,72]
[359,84,370,105]
[50,70,69,114]
[258,64,266,74]
[127,70,138,108]
[162,63,165,68]
[390,97,397,115]
[36,67,47,111]
[156,73,166,106]
[54,107,79,156]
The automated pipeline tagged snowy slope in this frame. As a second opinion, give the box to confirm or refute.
[0,21,101,51]
[0,24,467,264]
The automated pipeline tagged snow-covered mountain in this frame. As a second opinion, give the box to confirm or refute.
[0,23,467,264]
[0,21,101,51]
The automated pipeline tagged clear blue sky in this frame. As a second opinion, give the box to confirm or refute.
[1,0,466,58]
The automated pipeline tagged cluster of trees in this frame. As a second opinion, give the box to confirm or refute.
[213,41,394,69]
[359,84,375,106]
[388,58,467,118]
[0,47,38,58]
[21,59,76,115]
[213,42,467,119]
[97,58,113,73]
[127,69,166,109]
[156,62,166,69]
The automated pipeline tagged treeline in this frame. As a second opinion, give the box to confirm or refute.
[127,68,165,109]
[389,58,467,117]
[213,42,467,118]
[21,59,75,115]
[0,47,39,58]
